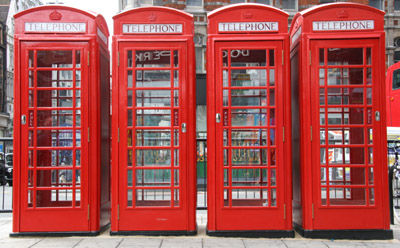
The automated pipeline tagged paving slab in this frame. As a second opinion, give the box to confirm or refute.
[204,238,245,248]
[283,239,329,248]
[31,237,83,247]
[242,239,287,248]
[322,240,367,248]
[363,241,400,248]
[118,237,162,248]
[161,238,202,248]
[74,237,123,248]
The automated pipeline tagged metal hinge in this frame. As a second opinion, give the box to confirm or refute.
[118,52,120,67]
[118,128,120,143]
[88,128,90,143]
[87,51,90,66]
[309,50,311,65]
[282,50,284,66]
[312,203,314,219]
[118,204,120,220]
[310,126,313,141]
[88,204,90,220]
[284,204,286,220]
[283,127,285,142]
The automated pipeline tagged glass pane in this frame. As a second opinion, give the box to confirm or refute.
[319,48,325,65]
[224,169,229,186]
[136,169,171,187]
[321,168,326,185]
[321,187,327,206]
[223,90,229,106]
[36,150,73,167]
[37,130,74,147]
[327,48,363,65]
[37,90,74,108]
[136,109,171,127]
[29,70,34,87]
[327,68,363,85]
[174,169,179,186]
[231,169,268,186]
[136,70,171,87]
[174,149,179,167]
[231,69,266,87]
[319,69,325,86]
[269,50,275,66]
[135,50,170,67]
[330,188,366,206]
[231,89,267,107]
[37,70,73,87]
[367,88,372,105]
[224,189,229,207]
[231,129,267,146]
[127,169,132,187]
[29,50,34,68]
[223,70,228,86]
[327,128,364,145]
[136,90,171,107]
[369,188,375,205]
[174,50,179,67]
[174,90,179,106]
[368,167,374,185]
[127,70,133,88]
[231,148,267,166]
[269,69,275,86]
[326,108,364,125]
[231,49,266,67]
[231,189,268,207]
[75,50,81,68]
[231,109,266,126]
[136,149,171,166]
[75,150,81,167]
[136,130,171,146]
[174,70,179,87]
[36,189,73,207]
[127,189,133,207]
[329,167,365,185]
[127,50,133,67]
[37,50,73,68]
[37,110,73,127]
[136,189,171,207]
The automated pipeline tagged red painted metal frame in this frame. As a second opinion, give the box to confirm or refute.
[207,4,292,233]
[111,7,196,234]
[289,3,390,233]
[386,62,400,127]
[13,5,110,234]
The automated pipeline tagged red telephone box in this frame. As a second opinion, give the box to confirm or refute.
[12,6,111,236]
[207,4,293,237]
[386,62,400,127]
[290,3,392,239]
[111,7,196,235]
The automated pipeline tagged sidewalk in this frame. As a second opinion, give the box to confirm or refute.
[0,211,399,248]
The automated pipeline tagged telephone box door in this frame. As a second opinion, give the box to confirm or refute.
[311,39,386,229]
[19,42,89,232]
[117,41,190,231]
[214,41,287,230]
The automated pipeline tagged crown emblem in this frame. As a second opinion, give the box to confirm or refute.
[243,11,253,19]
[337,10,349,18]
[49,10,62,20]
[149,13,157,22]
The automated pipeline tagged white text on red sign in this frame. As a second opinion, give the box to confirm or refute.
[312,20,374,31]
[218,22,279,32]
[123,24,183,34]
[25,22,86,33]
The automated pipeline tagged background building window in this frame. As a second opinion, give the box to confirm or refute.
[230,0,245,3]
[282,0,295,9]
[187,0,202,7]
[320,0,336,3]
[395,0,400,11]
[255,0,271,5]
[369,0,382,10]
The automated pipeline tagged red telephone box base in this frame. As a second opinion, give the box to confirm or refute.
[206,229,295,238]
[9,224,110,237]
[110,230,197,236]
[294,224,393,240]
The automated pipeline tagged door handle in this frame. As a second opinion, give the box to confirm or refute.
[21,115,26,125]
[181,123,187,133]
[216,113,221,123]
[375,111,380,121]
